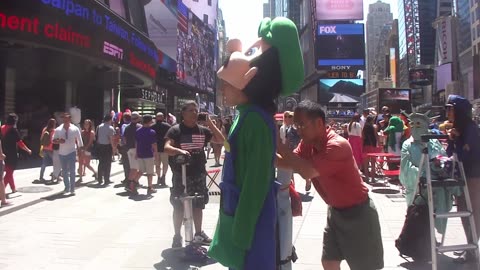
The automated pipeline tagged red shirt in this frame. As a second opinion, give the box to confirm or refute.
[295,128,368,209]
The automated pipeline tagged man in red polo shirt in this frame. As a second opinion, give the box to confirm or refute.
[277,100,383,270]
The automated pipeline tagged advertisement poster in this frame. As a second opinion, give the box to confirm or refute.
[315,24,366,70]
[435,16,453,66]
[0,0,157,80]
[316,0,364,21]
[177,0,216,92]
[144,0,178,72]
[378,88,412,114]
[318,79,365,103]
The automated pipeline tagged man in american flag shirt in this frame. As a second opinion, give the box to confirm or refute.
[164,100,225,248]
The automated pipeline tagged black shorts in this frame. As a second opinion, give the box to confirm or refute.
[169,172,209,210]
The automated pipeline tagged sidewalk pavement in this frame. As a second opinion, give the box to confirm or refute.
[0,159,125,216]
[0,156,478,270]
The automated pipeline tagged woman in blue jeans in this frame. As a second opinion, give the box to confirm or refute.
[39,118,56,181]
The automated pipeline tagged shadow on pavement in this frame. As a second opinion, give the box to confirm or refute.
[153,184,170,189]
[299,192,314,202]
[154,248,217,270]
[130,194,153,201]
[85,183,108,189]
[115,192,154,201]
[43,193,71,201]
[113,183,124,189]
[371,188,400,195]
[398,254,476,270]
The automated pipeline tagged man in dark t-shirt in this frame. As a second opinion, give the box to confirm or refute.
[164,101,224,248]
[151,112,171,186]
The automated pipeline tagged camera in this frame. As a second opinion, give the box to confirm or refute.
[197,113,207,121]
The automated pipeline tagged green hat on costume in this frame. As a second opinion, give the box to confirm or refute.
[258,17,304,96]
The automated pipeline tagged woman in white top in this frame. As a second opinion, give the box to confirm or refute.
[347,113,363,168]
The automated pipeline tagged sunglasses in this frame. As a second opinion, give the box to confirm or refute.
[286,115,293,118]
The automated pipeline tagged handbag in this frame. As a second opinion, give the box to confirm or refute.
[289,181,303,217]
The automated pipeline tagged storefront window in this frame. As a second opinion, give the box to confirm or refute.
[109,0,127,19]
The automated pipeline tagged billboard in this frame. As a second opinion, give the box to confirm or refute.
[378,88,411,113]
[0,0,158,80]
[177,1,216,92]
[435,16,454,66]
[389,48,397,88]
[409,68,434,86]
[315,24,365,70]
[316,0,364,21]
[436,63,452,92]
[318,79,365,103]
[144,0,178,72]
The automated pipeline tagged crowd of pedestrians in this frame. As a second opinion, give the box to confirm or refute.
[0,101,229,249]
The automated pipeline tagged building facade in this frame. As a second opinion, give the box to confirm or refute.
[366,1,393,92]
[0,0,158,156]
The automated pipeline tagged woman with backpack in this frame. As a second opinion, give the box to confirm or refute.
[39,118,56,182]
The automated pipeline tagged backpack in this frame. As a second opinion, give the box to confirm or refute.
[395,196,432,262]
[41,131,51,147]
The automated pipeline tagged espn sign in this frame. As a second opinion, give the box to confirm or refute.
[103,41,124,60]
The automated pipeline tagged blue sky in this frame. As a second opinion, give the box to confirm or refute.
[219,0,399,46]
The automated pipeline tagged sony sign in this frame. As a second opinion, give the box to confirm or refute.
[331,66,352,70]
[103,41,123,60]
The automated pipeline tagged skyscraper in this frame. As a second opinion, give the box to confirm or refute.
[397,0,437,88]
[438,0,454,16]
[366,1,393,91]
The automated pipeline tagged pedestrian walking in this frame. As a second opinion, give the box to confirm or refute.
[78,119,97,183]
[151,112,171,187]
[96,114,115,185]
[53,113,83,195]
[135,115,157,194]
[39,118,56,182]
[124,112,142,193]
[119,112,132,183]
[1,113,32,194]
[0,138,10,207]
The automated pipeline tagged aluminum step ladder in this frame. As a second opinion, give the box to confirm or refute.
[416,134,480,270]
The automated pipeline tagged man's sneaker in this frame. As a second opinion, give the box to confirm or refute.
[193,231,212,246]
[172,234,183,248]
[147,187,157,194]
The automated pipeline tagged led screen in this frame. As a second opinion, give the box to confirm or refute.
[318,79,365,103]
[379,88,412,114]
[315,24,366,70]
[177,0,215,92]
[0,0,158,80]
[316,0,364,21]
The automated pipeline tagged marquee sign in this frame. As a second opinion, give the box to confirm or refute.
[0,0,158,80]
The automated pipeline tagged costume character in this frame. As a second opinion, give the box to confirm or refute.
[399,112,461,234]
[384,116,404,155]
[208,17,304,270]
